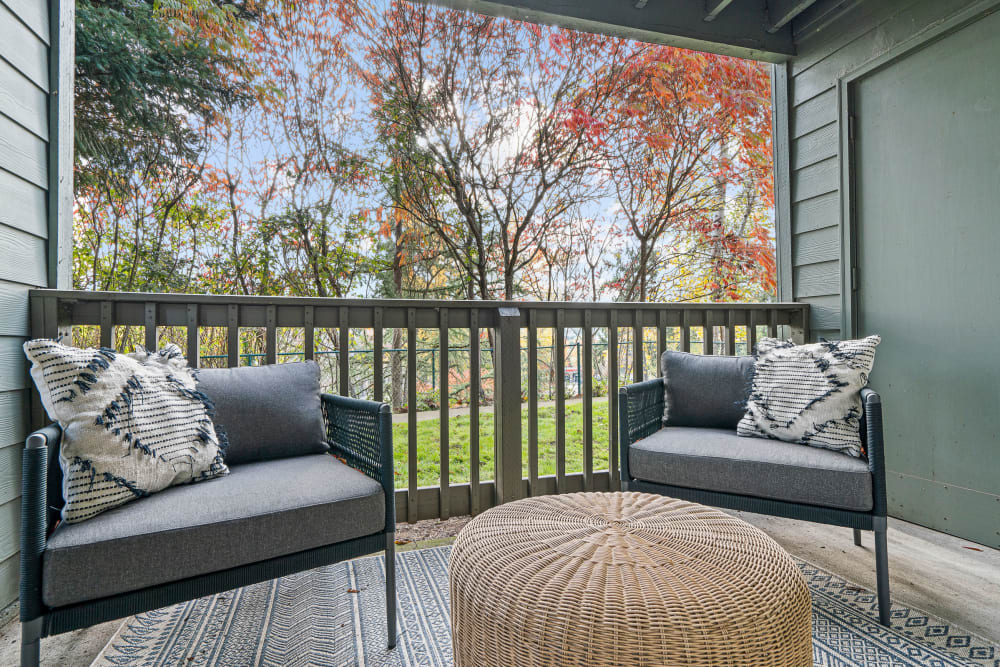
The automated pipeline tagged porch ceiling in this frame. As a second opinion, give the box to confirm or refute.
[419,0,830,62]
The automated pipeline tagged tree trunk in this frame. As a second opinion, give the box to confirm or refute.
[391,327,404,411]
[710,142,730,302]
[390,221,405,410]
[639,238,649,302]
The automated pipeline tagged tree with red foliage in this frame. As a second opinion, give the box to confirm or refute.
[589,47,775,302]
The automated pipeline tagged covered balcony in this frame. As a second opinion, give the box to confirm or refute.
[0,0,998,665]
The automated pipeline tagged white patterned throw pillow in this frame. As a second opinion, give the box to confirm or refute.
[23,340,228,523]
[737,336,881,457]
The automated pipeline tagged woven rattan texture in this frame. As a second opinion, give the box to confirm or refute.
[449,492,812,667]
[624,379,665,444]
[323,394,382,482]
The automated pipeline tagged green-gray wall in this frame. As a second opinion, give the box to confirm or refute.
[776,0,1000,545]
[777,0,990,336]
[0,0,72,610]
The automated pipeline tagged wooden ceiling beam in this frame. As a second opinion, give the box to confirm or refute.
[766,0,822,33]
[704,0,737,23]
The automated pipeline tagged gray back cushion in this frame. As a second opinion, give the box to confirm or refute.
[196,361,328,465]
[660,351,754,429]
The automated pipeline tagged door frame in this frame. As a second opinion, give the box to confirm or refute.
[836,0,1000,336]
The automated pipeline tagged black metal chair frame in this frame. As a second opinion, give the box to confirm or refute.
[618,379,891,626]
[20,393,397,666]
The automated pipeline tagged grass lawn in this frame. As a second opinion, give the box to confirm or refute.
[391,401,613,487]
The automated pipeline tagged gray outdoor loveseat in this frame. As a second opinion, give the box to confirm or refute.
[618,350,890,626]
[19,362,397,666]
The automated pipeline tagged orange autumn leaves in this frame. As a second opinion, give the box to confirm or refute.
[74,0,775,304]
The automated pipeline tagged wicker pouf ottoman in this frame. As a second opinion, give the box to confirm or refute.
[449,491,812,667]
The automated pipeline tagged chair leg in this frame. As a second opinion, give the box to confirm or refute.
[853,528,862,547]
[874,518,891,626]
[21,618,42,667]
[385,532,397,649]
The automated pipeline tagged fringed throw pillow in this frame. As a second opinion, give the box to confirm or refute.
[23,340,228,523]
[737,336,881,457]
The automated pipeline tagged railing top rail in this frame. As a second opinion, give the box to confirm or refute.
[29,289,805,311]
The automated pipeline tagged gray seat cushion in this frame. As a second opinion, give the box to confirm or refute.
[629,427,873,512]
[43,454,384,607]
[660,351,754,429]
[196,361,328,465]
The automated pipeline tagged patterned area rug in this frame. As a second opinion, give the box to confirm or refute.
[94,546,998,667]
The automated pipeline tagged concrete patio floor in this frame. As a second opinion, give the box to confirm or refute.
[1,511,997,666]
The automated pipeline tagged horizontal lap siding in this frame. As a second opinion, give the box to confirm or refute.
[0,0,50,611]
[792,225,839,266]
[0,169,47,239]
[786,0,982,337]
[0,555,16,615]
[0,226,48,287]
[0,392,28,448]
[0,0,50,43]
[0,59,47,140]
[0,283,31,336]
[791,122,837,170]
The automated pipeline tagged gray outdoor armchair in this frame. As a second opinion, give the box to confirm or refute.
[20,390,397,667]
[618,377,891,626]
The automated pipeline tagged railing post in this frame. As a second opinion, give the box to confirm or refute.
[186,304,200,368]
[30,293,62,431]
[791,305,811,344]
[494,307,522,505]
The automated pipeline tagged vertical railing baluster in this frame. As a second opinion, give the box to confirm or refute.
[469,309,480,516]
[726,309,736,356]
[100,301,113,349]
[406,308,418,523]
[439,308,449,520]
[187,304,199,368]
[608,310,620,491]
[748,310,758,354]
[373,307,383,402]
[632,308,642,382]
[144,302,157,352]
[527,309,539,496]
[656,310,666,375]
[704,312,714,356]
[304,306,315,361]
[227,304,239,368]
[339,306,349,396]
[583,309,593,491]
[555,309,566,494]
[681,310,691,353]
[769,309,778,338]
[265,305,277,365]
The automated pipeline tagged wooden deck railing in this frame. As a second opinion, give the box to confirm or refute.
[28,290,809,523]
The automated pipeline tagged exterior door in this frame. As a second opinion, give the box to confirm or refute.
[851,9,1000,547]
